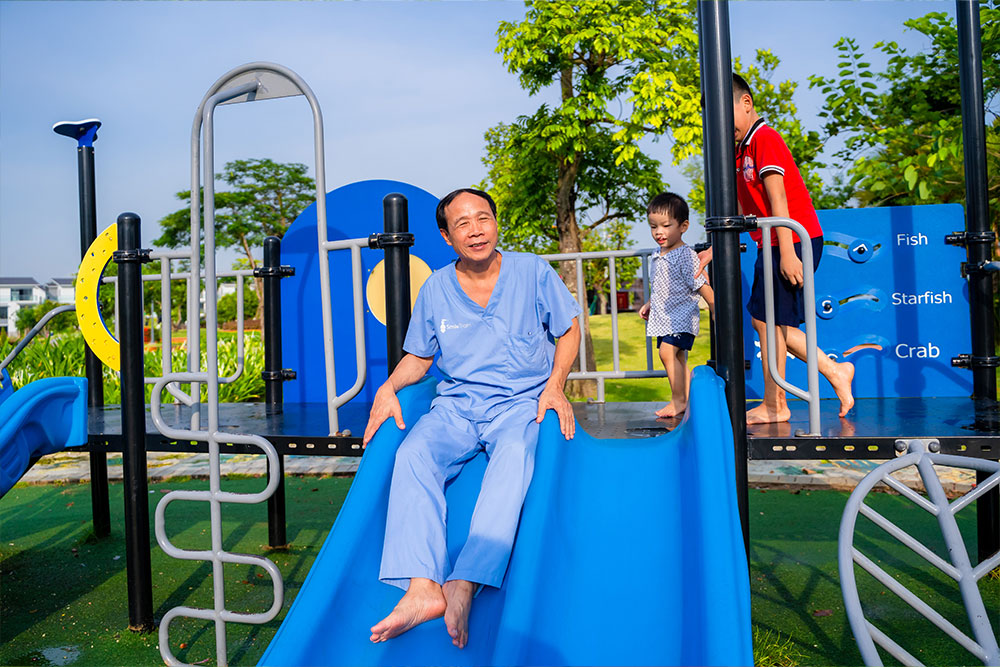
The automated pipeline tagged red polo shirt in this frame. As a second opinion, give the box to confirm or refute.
[735,119,822,247]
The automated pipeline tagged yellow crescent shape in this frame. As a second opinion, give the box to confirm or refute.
[75,223,120,371]
[365,255,433,326]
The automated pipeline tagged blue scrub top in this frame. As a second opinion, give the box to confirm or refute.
[403,251,581,420]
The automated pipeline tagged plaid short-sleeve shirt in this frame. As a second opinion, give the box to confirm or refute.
[646,244,705,338]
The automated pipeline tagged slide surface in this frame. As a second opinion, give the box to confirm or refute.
[0,375,88,497]
[260,366,752,666]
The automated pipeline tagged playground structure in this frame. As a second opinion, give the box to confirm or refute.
[0,0,997,665]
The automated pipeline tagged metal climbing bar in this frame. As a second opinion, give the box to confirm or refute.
[152,62,324,667]
[839,438,1000,666]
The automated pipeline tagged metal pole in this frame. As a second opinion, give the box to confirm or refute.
[115,212,154,632]
[698,0,750,559]
[956,0,999,564]
[261,236,287,547]
[383,193,412,373]
[55,119,112,539]
[77,136,112,539]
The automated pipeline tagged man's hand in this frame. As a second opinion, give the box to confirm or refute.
[638,302,651,320]
[536,385,575,440]
[363,381,405,447]
[779,252,804,288]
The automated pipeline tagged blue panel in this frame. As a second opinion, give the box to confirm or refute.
[741,204,972,399]
[281,180,455,414]
[259,366,752,667]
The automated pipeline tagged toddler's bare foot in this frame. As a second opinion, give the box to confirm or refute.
[443,579,476,649]
[831,361,855,416]
[655,401,686,418]
[746,402,790,424]
[370,578,446,643]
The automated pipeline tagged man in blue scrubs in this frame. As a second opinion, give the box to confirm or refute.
[363,188,581,649]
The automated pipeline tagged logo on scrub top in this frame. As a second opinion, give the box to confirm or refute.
[742,156,756,182]
[439,319,470,333]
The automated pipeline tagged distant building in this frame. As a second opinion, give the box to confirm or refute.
[45,278,75,304]
[0,277,48,337]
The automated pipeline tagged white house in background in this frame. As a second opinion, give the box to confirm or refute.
[45,278,75,304]
[0,277,48,337]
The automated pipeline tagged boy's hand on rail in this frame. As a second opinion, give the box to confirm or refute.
[779,253,804,288]
[536,386,575,440]
[696,247,713,283]
[363,382,405,448]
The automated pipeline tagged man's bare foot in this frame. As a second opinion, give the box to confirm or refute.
[746,402,790,424]
[655,401,686,418]
[443,579,476,649]
[370,578,446,644]
[830,361,855,416]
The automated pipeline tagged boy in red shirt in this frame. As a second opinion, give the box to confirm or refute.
[710,74,854,424]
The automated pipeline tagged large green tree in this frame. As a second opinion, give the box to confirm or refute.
[155,158,315,320]
[484,0,700,395]
[808,4,999,228]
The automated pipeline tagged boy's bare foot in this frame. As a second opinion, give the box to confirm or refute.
[746,402,790,424]
[655,401,686,418]
[831,361,855,416]
[443,579,476,649]
[370,578,446,643]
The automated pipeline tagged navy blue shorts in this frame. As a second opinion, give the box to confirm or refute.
[657,332,696,351]
[747,236,823,327]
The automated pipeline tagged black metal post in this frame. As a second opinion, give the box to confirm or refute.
[956,0,999,563]
[698,0,750,560]
[55,119,112,539]
[115,212,154,632]
[261,236,287,548]
[383,193,412,373]
[78,141,112,538]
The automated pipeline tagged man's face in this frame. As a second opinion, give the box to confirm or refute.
[733,92,754,144]
[440,192,499,265]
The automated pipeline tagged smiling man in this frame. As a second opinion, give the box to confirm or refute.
[363,187,581,650]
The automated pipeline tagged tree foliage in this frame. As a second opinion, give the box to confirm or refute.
[154,158,315,319]
[808,4,999,221]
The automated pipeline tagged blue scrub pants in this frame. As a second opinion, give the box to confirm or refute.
[379,397,539,591]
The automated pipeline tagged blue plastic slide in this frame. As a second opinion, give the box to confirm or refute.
[0,372,88,497]
[260,366,751,666]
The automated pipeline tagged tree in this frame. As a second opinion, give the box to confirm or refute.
[154,158,315,320]
[684,49,837,215]
[484,0,701,396]
[14,300,75,337]
[808,5,999,226]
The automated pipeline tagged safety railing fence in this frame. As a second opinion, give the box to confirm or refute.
[839,438,1000,666]
[100,266,254,406]
[541,247,669,403]
[0,304,77,388]
[754,216,821,436]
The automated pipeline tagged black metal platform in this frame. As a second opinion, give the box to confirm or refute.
[571,397,1000,460]
[86,402,371,456]
[87,396,1000,461]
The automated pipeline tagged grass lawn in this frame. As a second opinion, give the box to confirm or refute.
[2,478,996,666]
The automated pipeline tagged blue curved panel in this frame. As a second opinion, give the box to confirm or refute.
[280,180,455,413]
[0,377,88,497]
[741,204,972,399]
[260,366,752,666]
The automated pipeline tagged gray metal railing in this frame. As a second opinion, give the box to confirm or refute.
[541,247,668,403]
[839,438,1000,666]
[153,62,323,667]
[756,216,821,436]
[0,304,77,388]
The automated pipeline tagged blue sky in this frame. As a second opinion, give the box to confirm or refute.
[0,0,948,281]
